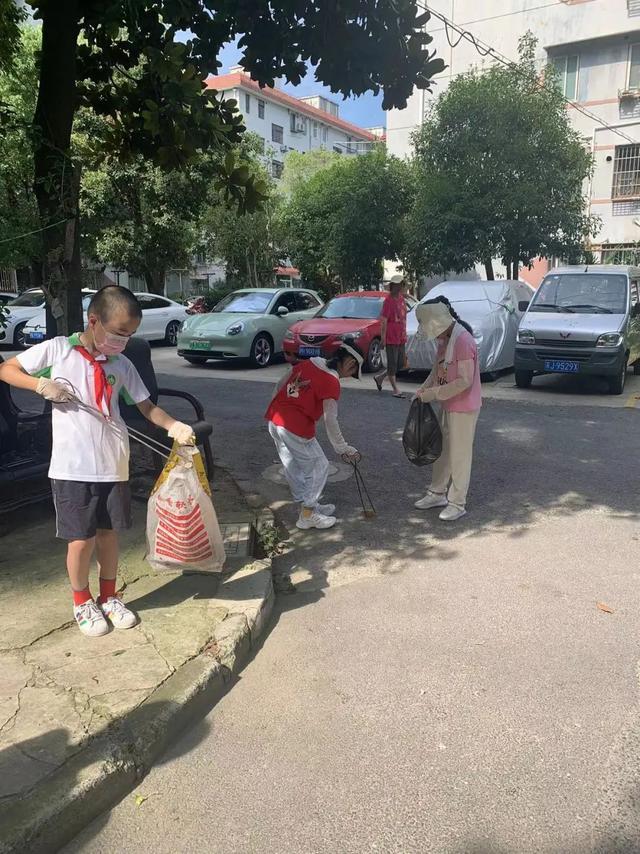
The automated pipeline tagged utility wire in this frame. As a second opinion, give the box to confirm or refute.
[0,217,72,246]
[418,1,640,146]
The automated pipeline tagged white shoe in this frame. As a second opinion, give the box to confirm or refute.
[100,596,138,629]
[414,491,448,510]
[74,600,109,638]
[296,510,337,530]
[439,504,467,522]
[316,503,336,516]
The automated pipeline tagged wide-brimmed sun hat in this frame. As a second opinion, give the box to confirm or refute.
[415,300,455,339]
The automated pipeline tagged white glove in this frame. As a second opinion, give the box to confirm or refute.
[168,421,196,445]
[36,377,75,403]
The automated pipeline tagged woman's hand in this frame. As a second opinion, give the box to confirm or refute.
[415,386,437,403]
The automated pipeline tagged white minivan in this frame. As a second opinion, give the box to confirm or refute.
[515,265,640,395]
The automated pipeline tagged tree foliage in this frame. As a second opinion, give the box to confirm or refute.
[278,149,342,197]
[278,148,410,292]
[405,34,598,280]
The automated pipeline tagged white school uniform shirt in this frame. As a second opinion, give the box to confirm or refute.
[17,333,150,482]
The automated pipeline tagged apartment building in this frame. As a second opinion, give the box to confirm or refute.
[206,69,378,179]
[387,0,640,282]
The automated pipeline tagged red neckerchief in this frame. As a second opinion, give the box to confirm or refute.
[74,345,113,415]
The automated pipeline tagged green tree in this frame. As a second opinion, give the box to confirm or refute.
[406,34,597,280]
[278,149,341,197]
[0,26,41,279]
[279,148,411,292]
[7,1,444,334]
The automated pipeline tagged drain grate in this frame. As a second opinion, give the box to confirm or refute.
[219,520,253,557]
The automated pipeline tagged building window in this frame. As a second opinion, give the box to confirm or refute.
[322,126,328,143]
[272,123,283,144]
[629,44,640,89]
[271,160,284,179]
[629,0,640,17]
[612,144,640,199]
[290,113,306,134]
[313,121,318,138]
[244,93,250,114]
[258,99,265,119]
[552,55,579,100]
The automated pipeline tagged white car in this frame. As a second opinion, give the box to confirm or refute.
[23,292,188,347]
[0,291,17,307]
[0,289,47,348]
[406,280,536,374]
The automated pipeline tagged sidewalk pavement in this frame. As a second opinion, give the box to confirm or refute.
[0,466,275,854]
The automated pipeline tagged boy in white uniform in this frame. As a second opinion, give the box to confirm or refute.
[0,286,195,637]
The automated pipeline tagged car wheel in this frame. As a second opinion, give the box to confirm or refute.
[608,356,628,395]
[184,356,208,365]
[365,338,382,373]
[250,334,273,368]
[164,320,181,346]
[13,323,27,349]
[515,369,533,389]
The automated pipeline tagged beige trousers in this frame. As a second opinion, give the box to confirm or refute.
[430,410,479,508]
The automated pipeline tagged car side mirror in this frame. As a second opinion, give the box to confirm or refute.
[518,300,530,312]
[277,306,289,316]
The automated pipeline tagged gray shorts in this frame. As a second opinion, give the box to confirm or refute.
[51,480,132,541]
[385,344,406,376]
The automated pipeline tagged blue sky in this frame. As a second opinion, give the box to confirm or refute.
[217,42,385,130]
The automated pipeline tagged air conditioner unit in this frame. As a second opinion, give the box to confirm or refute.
[291,116,306,133]
[280,145,288,153]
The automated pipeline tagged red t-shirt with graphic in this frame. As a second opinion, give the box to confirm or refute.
[382,294,407,345]
[265,359,341,439]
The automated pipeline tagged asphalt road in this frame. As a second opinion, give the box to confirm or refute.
[51,350,640,853]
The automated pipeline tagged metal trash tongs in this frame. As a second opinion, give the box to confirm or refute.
[54,378,172,461]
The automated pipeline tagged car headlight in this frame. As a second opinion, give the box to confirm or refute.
[517,329,535,345]
[596,332,623,348]
[284,330,295,341]
[339,331,364,340]
[226,322,244,336]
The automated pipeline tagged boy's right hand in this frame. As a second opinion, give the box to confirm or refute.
[36,377,76,403]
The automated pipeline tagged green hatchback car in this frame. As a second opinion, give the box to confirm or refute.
[177,287,324,368]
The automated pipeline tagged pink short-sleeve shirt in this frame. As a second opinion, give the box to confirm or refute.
[435,329,482,413]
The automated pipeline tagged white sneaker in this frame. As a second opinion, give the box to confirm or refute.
[296,510,337,530]
[100,596,138,629]
[414,491,448,510]
[439,504,467,522]
[316,503,336,516]
[74,600,109,638]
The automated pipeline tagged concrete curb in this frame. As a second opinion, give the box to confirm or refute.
[0,550,275,854]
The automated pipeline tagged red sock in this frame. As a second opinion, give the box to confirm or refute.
[98,577,117,604]
[72,586,92,607]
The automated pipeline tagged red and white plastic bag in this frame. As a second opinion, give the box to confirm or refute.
[146,444,226,573]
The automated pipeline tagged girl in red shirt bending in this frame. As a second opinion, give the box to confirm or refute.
[265,343,362,530]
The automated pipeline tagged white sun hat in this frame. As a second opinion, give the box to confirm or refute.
[415,300,455,339]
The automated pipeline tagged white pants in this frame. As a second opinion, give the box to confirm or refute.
[268,422,329,508]
[430,410,479,508]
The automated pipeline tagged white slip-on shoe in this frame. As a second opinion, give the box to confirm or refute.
[100,596,138,629]
[414,491,448,510]
[316,503,336,516]
[296,510,337,530]
[439,504,467,522]
[74,600,110,638]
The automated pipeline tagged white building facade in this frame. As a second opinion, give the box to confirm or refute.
[387,0,640,284]
[206,69,378,179]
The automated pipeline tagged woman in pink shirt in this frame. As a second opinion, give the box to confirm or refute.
[413,297,482,521]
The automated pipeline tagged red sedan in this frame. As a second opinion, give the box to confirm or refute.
[283,291,416,373]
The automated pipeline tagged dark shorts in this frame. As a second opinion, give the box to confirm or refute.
[51,480,132,541]
[386,343,406,376]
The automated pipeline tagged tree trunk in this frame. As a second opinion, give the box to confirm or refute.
[143,270,166,295]
[512,257,519,281]
[33,1,83,336]
[484,259,495,280]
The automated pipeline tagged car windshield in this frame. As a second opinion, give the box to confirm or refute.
[7,291,43,308]
[213,292,273,314]
[318,297,383,319]
[531,274,627,314]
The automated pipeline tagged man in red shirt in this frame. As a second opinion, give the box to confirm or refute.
[375,273,408,398]
[265,343,362,530]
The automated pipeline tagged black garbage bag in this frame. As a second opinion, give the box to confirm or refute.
[402,399,442,466]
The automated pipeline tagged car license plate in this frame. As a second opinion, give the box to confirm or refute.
[29,332,45,342]
[190,341,209,350]
[299,346,321,357]
[544,359,579,373]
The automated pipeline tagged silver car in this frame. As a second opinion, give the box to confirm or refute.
[515,265,640,395]
[406,280,535,373]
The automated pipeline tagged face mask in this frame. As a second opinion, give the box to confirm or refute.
[95,322,130,355]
